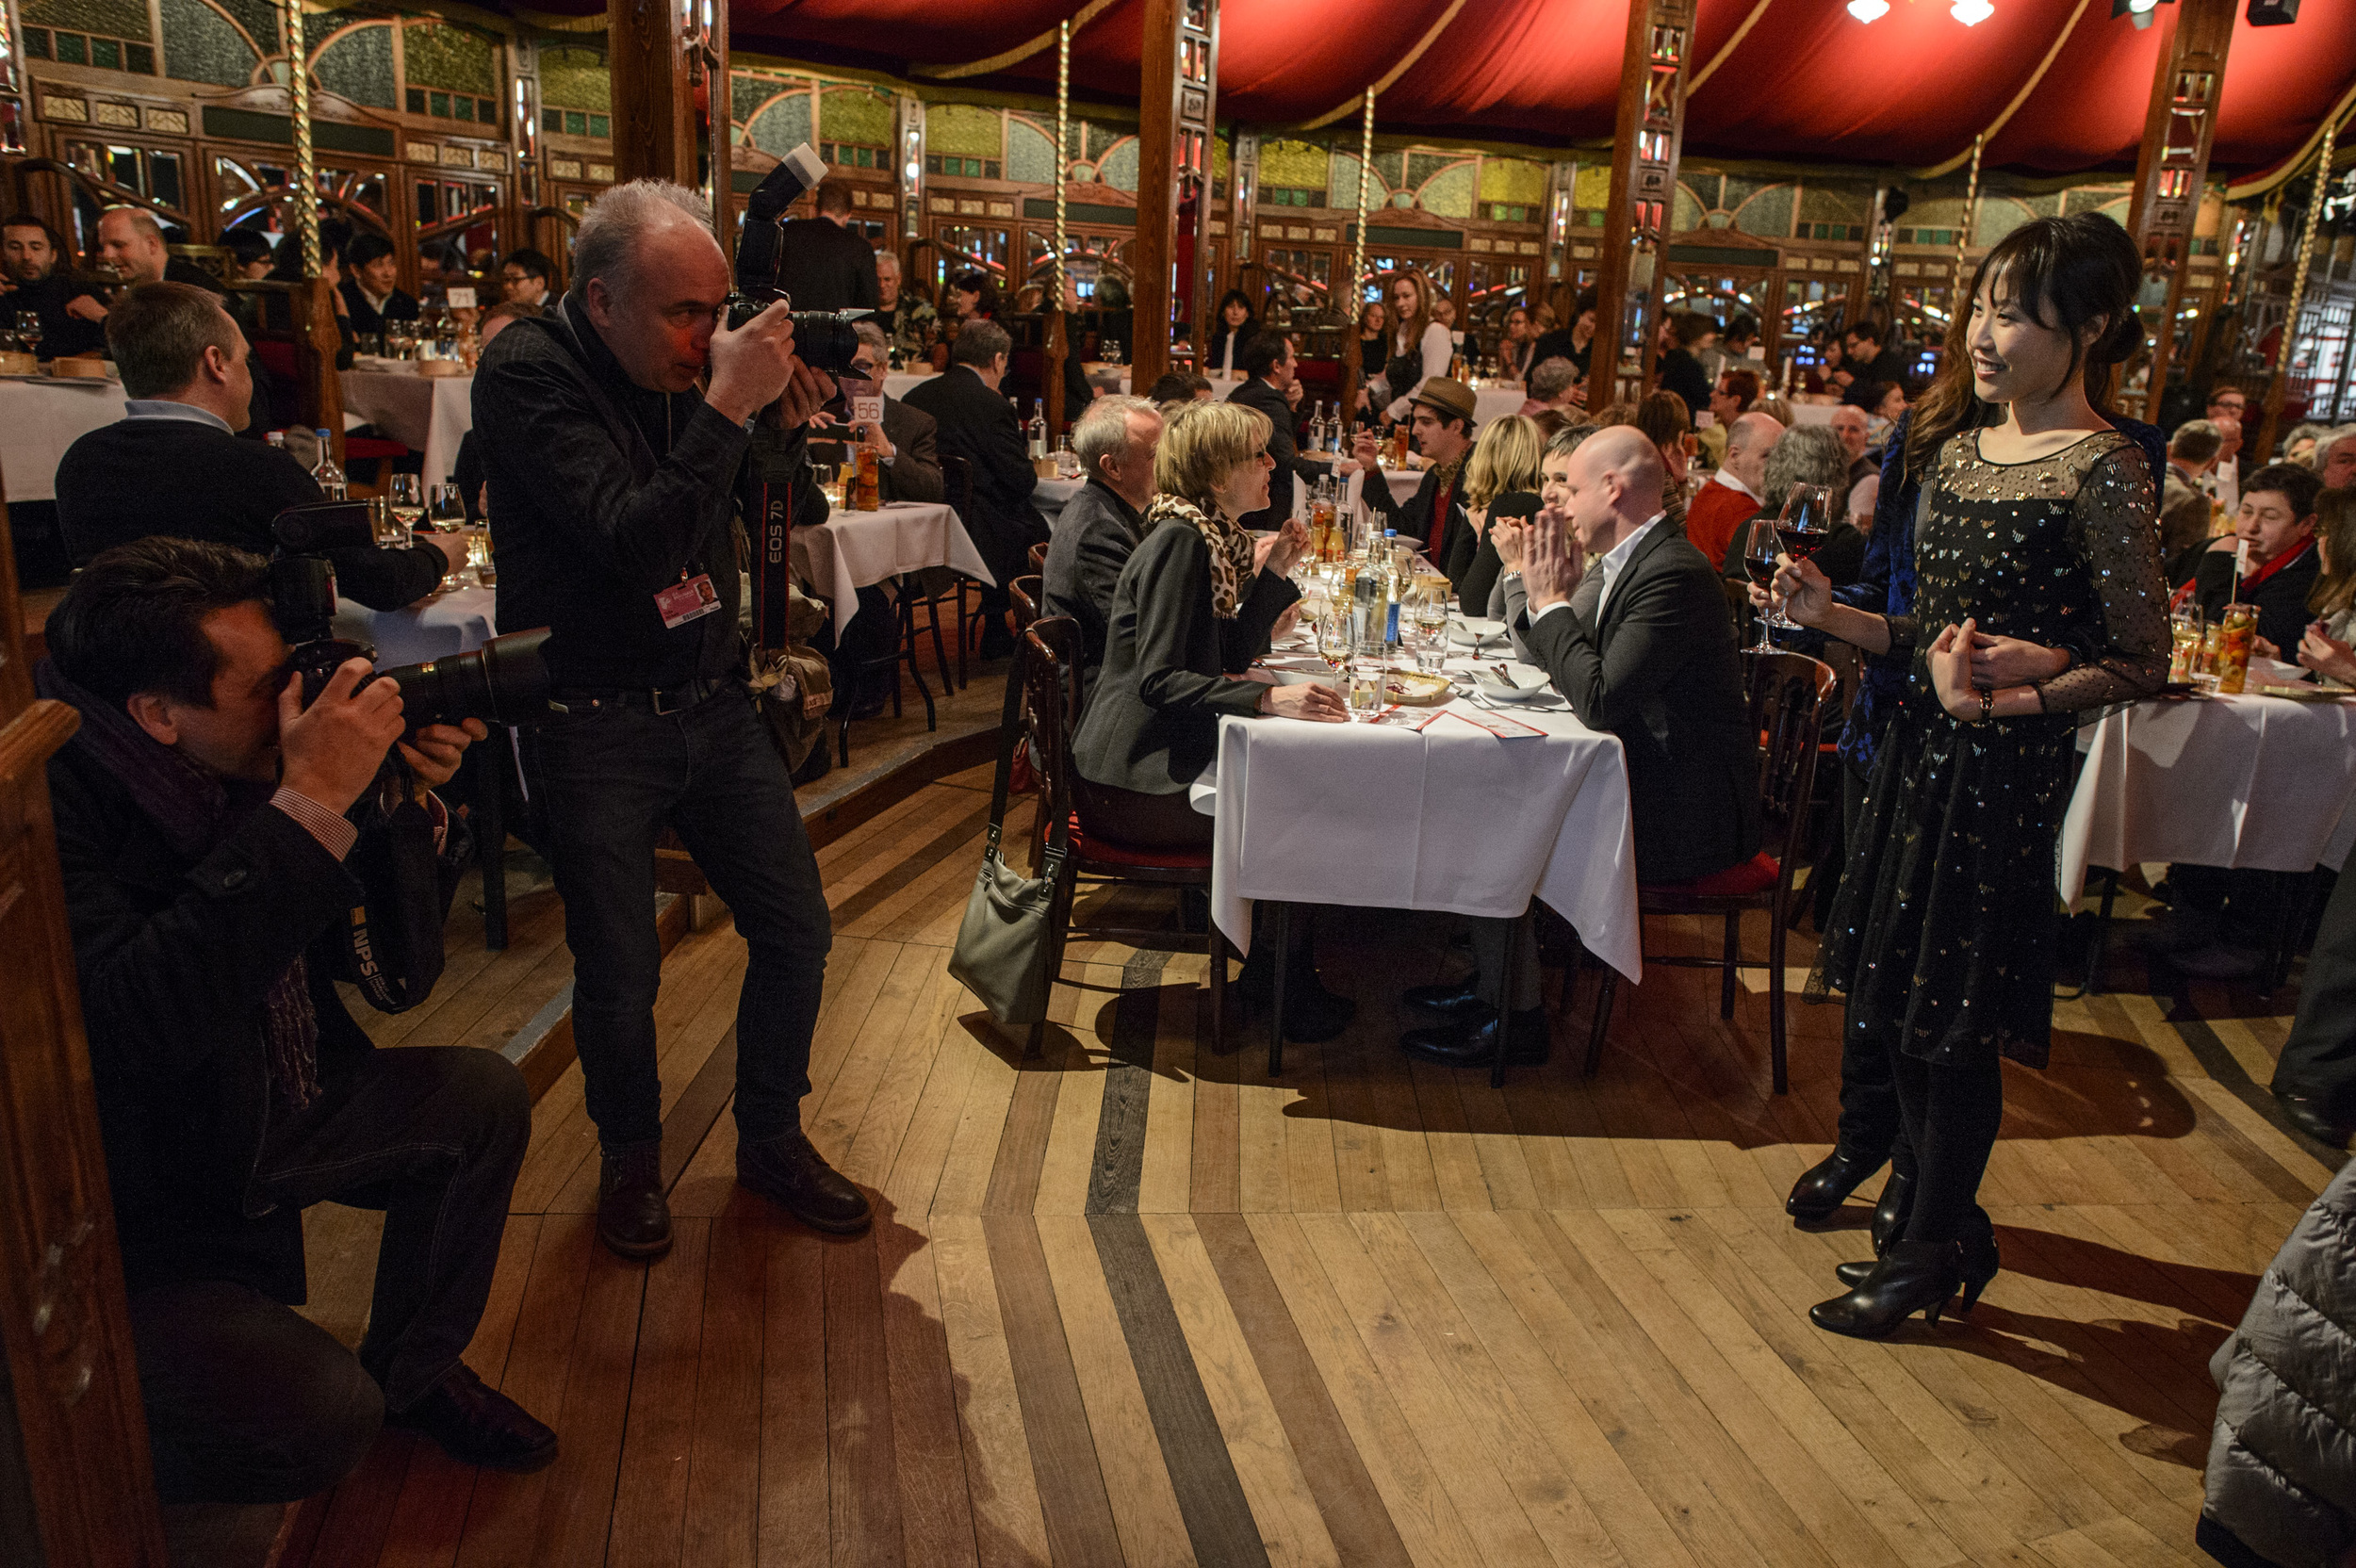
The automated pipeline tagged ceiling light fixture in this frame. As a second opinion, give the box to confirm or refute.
[1952,0,1994,21]
[1847,0,1890,20]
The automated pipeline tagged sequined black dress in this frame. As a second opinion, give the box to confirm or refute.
[1809,429,2168,1070]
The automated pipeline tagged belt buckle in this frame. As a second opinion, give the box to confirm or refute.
[650,685,687,716]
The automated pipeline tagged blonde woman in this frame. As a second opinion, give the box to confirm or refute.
[1071,401,1353,1038]
[1072,400,1338,849]
[1375,269,1453,422]
[1452,413,1546,606]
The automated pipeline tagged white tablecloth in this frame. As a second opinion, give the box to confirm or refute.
[791,502,992,632]
[339,368,473,494]
[2059,692,2356,905]
[1473,386,1527,424]
[1789,400,1839,426]
[1033,475,1085,528]
[0,378,128,502]
[333,586,499,666]
[883,370,939,401]
[1192,642,1642,977]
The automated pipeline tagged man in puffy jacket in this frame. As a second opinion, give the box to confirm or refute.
[2201,1156,2356,1568]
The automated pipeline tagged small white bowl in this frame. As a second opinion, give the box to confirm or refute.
[1473,671,1548,703]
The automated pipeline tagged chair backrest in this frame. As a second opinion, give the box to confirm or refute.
[1742,648,1837,872]
[1028,540,1051,576]
[1009,575,1044,632]
[941,453,973,520]
[1023,617,1083,859]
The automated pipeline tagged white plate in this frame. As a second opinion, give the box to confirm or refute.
[1473,672,1548,703]
[1449,616,1506,646]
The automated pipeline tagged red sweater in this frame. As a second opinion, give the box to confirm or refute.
[1685,476,1761,571]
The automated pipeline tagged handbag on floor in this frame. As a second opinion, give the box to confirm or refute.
[950,638,1067,1025]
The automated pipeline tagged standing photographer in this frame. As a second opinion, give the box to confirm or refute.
[42,537,553,1503]
[470,179,865,1262]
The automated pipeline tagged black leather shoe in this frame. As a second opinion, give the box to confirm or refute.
[1236,931,1356,1043]
[2276,1088,2355,1150]
[597,1139,672,1261]
[1785,1149,1884,1224]
[738,1128,873,1233]
[1836,1220,1997,1310]
[1401,1007,1550,1068]
[1402,975,1491,1022]
[1809,1240,1966,1339]
[1870,1170,1917,1256]
[388,1364,559,1473]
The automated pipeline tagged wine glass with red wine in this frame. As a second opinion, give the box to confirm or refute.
[1742,516,1783,653]
[1767,483,1835,632]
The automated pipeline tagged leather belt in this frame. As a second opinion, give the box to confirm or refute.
[548,676,736,717]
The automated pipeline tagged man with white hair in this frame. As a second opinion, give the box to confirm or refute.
[1826,402,1875,488]
[1043,394,1163,679]
[471,179,863,1262]
[2322,425,2356,494]
[1404,426,1760,1070]
[1684,409,1781,568]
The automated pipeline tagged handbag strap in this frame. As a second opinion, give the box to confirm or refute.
[984,631,1069,875]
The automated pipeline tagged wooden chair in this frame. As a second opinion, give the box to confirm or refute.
[906,454,984,691]
[1009,575,1044,634]
[834,582,939,767]
[1028,541,1051,576]
[1022,617,1227,1056]
[1585,649,1836,1094]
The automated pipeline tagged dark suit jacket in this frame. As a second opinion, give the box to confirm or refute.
[1043,478,1148,680]
[1227,375,1331,532]
[1456,489,1538,611]
[810,396,944,505]
[775,217,879,313]
[2196,541,2320,654]
[1520,521,1760,886]
[1072,520,1300,795]
[1841,347,1910,404]
[1657,349,1711,419]
[46,735,453,1302]
[338,280,419,339]
[1363,461,1469,564]
[903,365,1041,585]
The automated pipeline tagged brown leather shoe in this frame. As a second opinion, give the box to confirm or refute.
[737,1128,873,1233]
[597,1139,672,1261]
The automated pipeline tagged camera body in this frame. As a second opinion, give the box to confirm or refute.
[267,501,553,729]
[727,141,866,377]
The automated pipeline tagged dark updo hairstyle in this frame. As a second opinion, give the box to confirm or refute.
[1904,213,2144,483]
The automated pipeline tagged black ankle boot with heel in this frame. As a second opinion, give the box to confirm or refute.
[1870,1169,1917,1256]
[1837,1211,1997,1309]
[1810,1239,1969,1338]
[1786,1149,1885,1223]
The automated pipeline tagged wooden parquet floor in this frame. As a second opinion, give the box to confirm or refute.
[283,760,2336,1568]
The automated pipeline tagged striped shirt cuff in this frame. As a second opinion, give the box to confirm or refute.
[270,786,359,861]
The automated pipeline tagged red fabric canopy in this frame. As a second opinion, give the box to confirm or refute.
[517,0,2353,177]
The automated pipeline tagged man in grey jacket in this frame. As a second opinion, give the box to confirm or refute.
[1043,394,1162,687]
[2201,1154,2356,1568]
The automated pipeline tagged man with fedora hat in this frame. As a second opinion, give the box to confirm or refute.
[1350,376,1478,581]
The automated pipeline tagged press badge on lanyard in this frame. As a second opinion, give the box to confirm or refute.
[656,567,724,629]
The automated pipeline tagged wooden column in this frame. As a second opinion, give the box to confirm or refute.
[2125,0,2236,422]
[1131,0,1217,386]
[1043,19,1072,434]
[1589,0,1693,404]
[698,0,729,244]
[608,0,697,188]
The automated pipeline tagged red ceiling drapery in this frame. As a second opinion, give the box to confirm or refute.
[504,0,2354,177]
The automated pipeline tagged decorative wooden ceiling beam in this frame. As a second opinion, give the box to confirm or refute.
[1589,0,1695,401]
[2126,0,2236,422]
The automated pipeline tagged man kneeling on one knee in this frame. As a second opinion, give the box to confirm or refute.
[43,537,554,1504]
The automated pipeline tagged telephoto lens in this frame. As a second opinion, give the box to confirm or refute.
[381,628,553,730]
[785,311,863,377]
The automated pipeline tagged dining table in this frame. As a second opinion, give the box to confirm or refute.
[0,374,129,502]
[791,500,993,632]
[2059,679,2356,905]
[1190,621,1643,1001]
[339,363,475,494]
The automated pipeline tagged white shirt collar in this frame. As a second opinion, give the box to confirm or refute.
[124,399,234,435]
[1596,512,1666,615]
[1711,466,1759,503]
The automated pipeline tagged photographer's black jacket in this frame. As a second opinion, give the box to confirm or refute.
[48,739,460,1302]
[472,294,824,690]
[56,416,447,609]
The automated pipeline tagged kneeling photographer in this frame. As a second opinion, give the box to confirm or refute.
[470,172,865,1263]
[41,537,557,1506]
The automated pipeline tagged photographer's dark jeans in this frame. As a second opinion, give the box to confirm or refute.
[255,1046,530,1413]
[536,685,831,1149]
[131,1280,384,1504]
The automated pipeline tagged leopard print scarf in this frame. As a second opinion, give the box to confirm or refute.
[1146,494,1256,620]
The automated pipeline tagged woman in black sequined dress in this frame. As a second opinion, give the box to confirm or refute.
[1773,215,2169,1338]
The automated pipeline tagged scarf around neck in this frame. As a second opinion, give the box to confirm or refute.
[36,659,320,1111]
[1148,495,1255,619]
